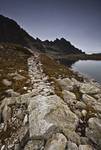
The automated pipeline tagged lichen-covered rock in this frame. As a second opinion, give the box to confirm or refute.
[82,94,101,113]
[86,117,101,149]
[75,101,86,110]
[45,133,67,150]
[62,90,76,105]
[82,94,96,105]
[57,78,74,91]
[80,83,100,94]
[28,95,78,139]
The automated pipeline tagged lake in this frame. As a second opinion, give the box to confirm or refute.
[72,60,101,83]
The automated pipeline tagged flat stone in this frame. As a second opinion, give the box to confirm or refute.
[82,94,96,105]
[80,83,100,94]
[28,95,78,139]
[79,145,93,150]
[71,78,81,87]
[57,78,74,91]
[62,90,77,108]
[75,101,86,110]
[82,94,101,113]
[45,133,67,150]
[62,90,76,101]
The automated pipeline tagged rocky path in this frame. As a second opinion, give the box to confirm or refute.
[0,52,101,150]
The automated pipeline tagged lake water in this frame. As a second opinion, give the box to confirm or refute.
[72,60,101,83]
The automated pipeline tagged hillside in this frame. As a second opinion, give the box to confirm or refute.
[0,15,84,55]
[0,15,36,48]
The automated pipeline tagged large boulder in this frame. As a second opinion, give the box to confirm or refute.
[28,95,78,139]
[82,94,96,105]
[86,117,101,149]
[57,78,74,91]
[62,90,76,105]
[82,94,101,113]
[44,133,67,150]
[80,83,100,94]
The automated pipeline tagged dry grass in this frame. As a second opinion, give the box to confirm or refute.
[39,54,84,98]
[0,44,31,100]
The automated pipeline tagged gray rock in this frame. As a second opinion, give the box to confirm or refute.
[79,145,93,150]
[2,79,12,86]
[86,117,101,148]
[80,83,100,94]
[81,110,87,117]
[67,141,78,150]
[57,78,74,91]
[45,133,67,150]
[82,94,96,105]
[71,78,81,87]
[82,94,101,113]
[28,95,78,139]
[62,90,76,105]
[75,101,86,110]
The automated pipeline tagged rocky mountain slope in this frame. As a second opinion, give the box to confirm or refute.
[0,15,36,48]
[0,15,84,55]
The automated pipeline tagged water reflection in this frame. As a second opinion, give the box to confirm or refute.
[58,58,101,83]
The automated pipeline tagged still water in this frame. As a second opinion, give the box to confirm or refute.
[72,60,101,83]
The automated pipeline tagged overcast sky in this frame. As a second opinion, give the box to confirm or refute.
[0,0,101,53]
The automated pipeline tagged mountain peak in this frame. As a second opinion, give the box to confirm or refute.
[0,15,84,54]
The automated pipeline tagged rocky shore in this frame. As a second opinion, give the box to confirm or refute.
[0,52,101,150]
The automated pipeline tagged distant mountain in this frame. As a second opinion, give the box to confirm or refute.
[42,38,84,54]
[0,15,84,54]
